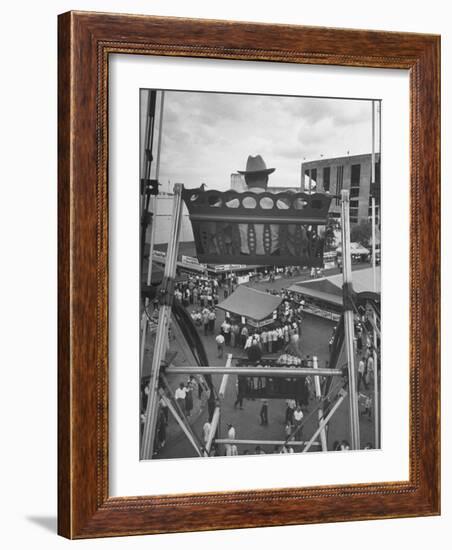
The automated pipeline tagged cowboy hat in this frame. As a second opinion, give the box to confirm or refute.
[238,155,275,175]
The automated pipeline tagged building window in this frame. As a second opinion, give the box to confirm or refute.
[350,163,361,200]
[304,168,318,193]
[323,166,331,192]
[350,200,359,208]
[351,164,361,185]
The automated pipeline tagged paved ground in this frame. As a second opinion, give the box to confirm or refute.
[152,268,377,460]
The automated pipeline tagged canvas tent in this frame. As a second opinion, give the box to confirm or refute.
[289,267,381,306]
[217,285,283,323]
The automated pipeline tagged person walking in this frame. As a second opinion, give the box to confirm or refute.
[358,356,367,390]
[225,423,236,456]
[259,399,269,425]
[260,329,268,353]
[359,393,372,420]
[208,308,216,334]
[240,324,249,348]
[175,383,187,416]
[293,405,304,441]
[185,378,195,417]
[156,410,167,450]
[202,307,210,336]
[215,333,225,358]
[230,323,236,348]
[159,395,169,425]
[234,376,246,409]
[221,319,231,345]
[285,398,296,425]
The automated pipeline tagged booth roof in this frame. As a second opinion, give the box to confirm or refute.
[289,267,380,305]
[326,266,380,294]
[217,286,283,321]
[288,279,343,306]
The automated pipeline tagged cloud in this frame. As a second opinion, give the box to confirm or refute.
[146,89,376,190]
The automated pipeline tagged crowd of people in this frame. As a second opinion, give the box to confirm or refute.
[143,264,379,458]
[186,279,308,359]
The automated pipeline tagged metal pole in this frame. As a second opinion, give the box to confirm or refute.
[371,100,377,293]
[373,310,380,448]
[204,358,231,454]
[313,356,328,451]
[367,311,381,339]
[140,92,165,370]
[165,366,342,377]
[146,91,165,285]
[161,395,203,457]
[370,100,379,447]
[205,406,220,454]
[302,389,348,452]
[141,91,156,209]
[218,354,232,399]
[141,184,184,459]
[215,439,320,447]
[341,189,360,450]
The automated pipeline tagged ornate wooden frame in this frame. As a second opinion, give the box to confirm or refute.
[58,11,440,539]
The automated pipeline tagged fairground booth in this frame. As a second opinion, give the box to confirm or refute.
[216,285,283,329]
[288,266,381,322]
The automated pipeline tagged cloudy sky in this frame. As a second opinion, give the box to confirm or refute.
[142,90,379,191]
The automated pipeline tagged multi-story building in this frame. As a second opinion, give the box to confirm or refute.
[301,153,381,225]
[230,172,299,194]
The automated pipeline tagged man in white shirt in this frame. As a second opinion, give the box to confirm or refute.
[227,423,236,440]
[358,356,367,391]
[293,405,304,441]
[174,383,187,415]
[285,398,296,424]
[224,423,236,456]
[221,319,231,345]
[244,334,253,350]
[215,333,225,358]
[240,325,249,348]
[260,329,268,353]
[276,326,284,352]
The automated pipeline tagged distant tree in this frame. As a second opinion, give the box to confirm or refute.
[350,220,372,246]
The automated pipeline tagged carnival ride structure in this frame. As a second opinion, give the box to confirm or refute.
[139,90,381,459]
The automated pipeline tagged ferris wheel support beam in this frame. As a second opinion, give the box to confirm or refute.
[205,357,231,454]
[140,91,165,372]
[141,184,184,460]
[215,439,321,447]
[313,356,328,451]
[302,389,348,453]
[205,405,220,455]
[341,189,361,451]
[160,395,204,457]
[373,310,380,448]
[165,366,342,377]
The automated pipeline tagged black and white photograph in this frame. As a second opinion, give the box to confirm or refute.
[139,89,381,460]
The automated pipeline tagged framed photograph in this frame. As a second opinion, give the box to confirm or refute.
[58,11,440,538]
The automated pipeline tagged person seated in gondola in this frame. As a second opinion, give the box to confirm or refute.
[227,155,308,258]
